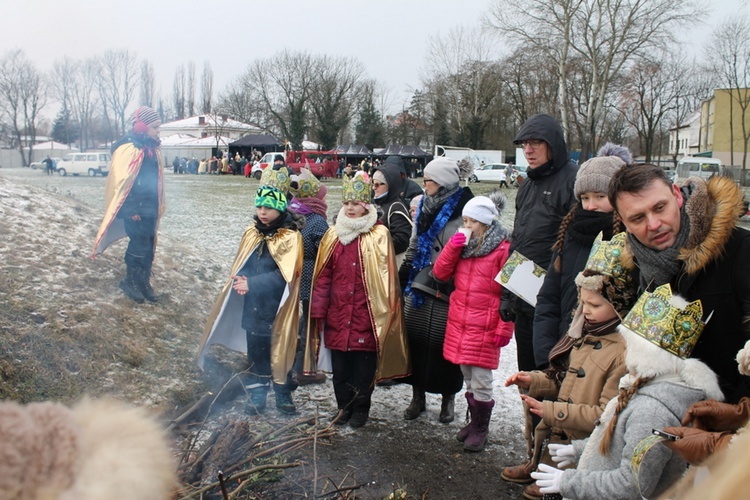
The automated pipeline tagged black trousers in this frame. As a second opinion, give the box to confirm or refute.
[331,350,377,414]
[246,332,295,395]
[514,311,537,372]
[123,216,157,270]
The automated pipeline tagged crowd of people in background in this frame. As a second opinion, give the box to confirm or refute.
[84,105,750,499]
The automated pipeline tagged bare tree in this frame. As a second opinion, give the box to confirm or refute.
[488,0,700,157]
[70,58,101,151]
[422,26,504,149]
[0,49,48,166]
[172,64,186,120]
[99,49,139,139]
[200,61,213,114]
[186,61,196,117]
[705,16,750,171]
[245,50,318,150]
[140,60,155,108]
[51,57,77,146]
[309,55,364,149]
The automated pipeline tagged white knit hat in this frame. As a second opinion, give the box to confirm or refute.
[462,196,498,225]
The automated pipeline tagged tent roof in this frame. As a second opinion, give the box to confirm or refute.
[379,144,429,157]
[161,134,233,147]
[229,134,281,148]
[334,144,373,156]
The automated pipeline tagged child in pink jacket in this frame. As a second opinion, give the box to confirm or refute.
[432,193,514,452]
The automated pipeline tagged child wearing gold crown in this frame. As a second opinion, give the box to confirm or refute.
[504,233,638,496]
[531,286,724,499]
[197,167,304,416]
[305,171,410,428]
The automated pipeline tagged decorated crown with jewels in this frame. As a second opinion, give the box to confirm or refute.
[260,166,291,193]
[290,168,321,198]
[342,171,371,204]
[585,232,631,284]
[622,284,706,359]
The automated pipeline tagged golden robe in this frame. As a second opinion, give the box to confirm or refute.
[197,224,303,385]
[90,143,165,258]
[303,225,410,381]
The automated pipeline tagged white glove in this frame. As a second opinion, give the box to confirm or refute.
[548,443,576,468]
[531,463,563,494]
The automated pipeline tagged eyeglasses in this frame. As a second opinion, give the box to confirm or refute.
[372,182,386,188]
[519,140,545,150]
[423,179,436,185]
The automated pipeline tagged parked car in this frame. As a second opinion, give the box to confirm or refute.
[56,152,111,177]
[468,163,513,183]
[30,157,63,171]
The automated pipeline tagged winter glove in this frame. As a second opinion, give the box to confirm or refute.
[660,427,734,465]
[530,463,563,494]
[449,232,467,247]
[548,443,576,468]
[499,288,515,323]
[681,398,750,431]
[493,335,511,348]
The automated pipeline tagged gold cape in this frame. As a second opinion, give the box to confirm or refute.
[90,143,165,258]
[197,225,303,385]
[303,225,410,381]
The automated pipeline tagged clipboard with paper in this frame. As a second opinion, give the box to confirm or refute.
[495,251,547,307]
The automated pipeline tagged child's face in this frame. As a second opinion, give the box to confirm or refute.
[256,206,282,225]
[579,191,613,212]
[580,288,617,323]
[343,200,367,218]
[462,216,487,238]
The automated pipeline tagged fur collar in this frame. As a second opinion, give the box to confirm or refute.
[622,176,744,275]
[334,206,378,245]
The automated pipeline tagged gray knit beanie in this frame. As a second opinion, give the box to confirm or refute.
[574,143,632,199]
[424,157,460,187]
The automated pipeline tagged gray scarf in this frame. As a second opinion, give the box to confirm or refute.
[628,209,690,289]
[462,220,508,258]
[421,183,460,218]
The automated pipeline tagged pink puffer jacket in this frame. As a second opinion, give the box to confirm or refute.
[433,237,514,369]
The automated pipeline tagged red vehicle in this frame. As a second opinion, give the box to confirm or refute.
[253,150,339,179]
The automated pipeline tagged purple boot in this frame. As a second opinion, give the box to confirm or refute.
[463,398,494,452]
[456,392,477,443]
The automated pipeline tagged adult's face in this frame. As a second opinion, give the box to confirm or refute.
[520,139,552,169]
[372,179,388,198]
[616,179,684,251]
[422,177,440,196]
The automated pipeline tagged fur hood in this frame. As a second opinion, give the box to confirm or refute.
[622,175,744,275]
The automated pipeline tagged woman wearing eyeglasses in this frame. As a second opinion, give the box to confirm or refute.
[398,156,475,424]
[372,157,414,267]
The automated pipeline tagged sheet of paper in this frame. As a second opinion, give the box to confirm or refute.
[495,251,547,307]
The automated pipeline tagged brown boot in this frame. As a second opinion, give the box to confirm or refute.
[522,481,542,499]
[500,460,534,484]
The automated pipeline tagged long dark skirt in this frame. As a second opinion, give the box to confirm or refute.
[400,294,463,395]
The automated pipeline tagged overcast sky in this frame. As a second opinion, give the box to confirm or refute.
[2,0,746,121]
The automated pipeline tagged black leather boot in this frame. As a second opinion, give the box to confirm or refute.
[439,393,455,423]
[119,266,145,303]
[403,386,426,420]
[137,267,158,303]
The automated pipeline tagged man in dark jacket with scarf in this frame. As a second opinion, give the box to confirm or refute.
[500,114,578,372]
[609,164,750,403]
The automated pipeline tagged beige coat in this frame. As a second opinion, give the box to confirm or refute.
[528,330,627,440]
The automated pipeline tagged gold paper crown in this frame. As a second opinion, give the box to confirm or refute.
[260,167,291,193]
[622,284,705,359]
[290,168,321,198]
[585,232,631,284]
[342,171,371,204]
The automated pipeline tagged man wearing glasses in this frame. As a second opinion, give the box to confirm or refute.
[499,114,578,372]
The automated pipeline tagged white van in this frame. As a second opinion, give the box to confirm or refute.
[677,157,723,181]
[56,152,111,177]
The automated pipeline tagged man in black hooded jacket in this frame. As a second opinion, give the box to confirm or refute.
[500,114,578,372]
